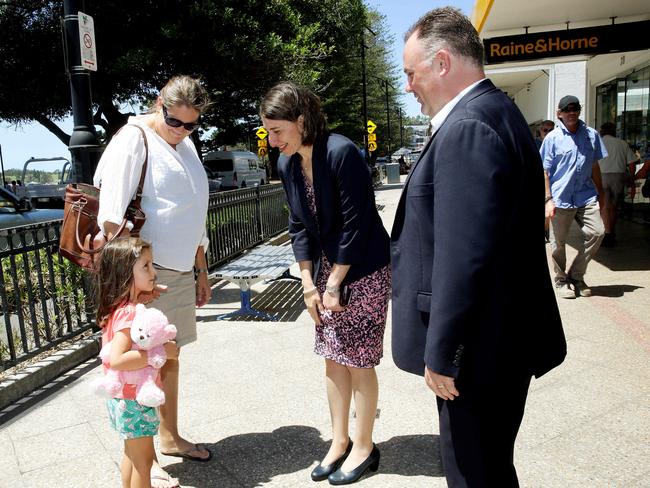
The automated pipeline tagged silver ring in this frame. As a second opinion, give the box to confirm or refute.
[437,384,445,389]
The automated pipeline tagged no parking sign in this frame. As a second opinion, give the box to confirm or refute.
[78,12,97,71]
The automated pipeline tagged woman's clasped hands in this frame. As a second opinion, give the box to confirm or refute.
[303,285,344,325]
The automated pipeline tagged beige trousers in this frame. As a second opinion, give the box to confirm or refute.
[550,202,604,284]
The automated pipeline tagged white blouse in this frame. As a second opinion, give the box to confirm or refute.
[94,116,209,272]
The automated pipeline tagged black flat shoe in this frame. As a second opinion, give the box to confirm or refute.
[311,439,353,482]
[328,444,380,485]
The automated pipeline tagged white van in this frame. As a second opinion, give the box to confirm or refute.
[203,151,267,190]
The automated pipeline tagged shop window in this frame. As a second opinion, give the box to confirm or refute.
[622,65,649,158]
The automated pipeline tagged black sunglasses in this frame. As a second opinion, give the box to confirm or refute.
[162,106,200,131]
[542,127,553,133]
[560,105,581,113]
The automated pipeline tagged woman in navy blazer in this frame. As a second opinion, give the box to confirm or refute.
[261,82,390,485]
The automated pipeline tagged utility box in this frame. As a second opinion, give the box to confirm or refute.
[385,163,400,184]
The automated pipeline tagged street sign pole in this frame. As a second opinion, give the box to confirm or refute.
[384,80,391,154]
[63,0,100,184]
[399,107,404,147]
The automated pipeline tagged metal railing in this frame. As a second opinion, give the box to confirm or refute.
[0,184,289,372]
[206,183,288,269]
[0,221,92,371]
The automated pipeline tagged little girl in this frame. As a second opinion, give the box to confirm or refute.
[95,237,178,488]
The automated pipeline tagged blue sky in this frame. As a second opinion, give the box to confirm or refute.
[0,1,475,172]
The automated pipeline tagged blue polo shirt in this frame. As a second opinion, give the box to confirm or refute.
[540,119,608,209]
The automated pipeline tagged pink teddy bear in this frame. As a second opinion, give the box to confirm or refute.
[92,304,177,407]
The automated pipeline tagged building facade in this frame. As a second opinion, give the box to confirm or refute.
[472,1,649,160]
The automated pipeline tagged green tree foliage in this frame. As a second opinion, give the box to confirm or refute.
[0,1,401,154]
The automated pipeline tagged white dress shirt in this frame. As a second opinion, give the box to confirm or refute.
[430,78,486,135]
[94,116,209,271]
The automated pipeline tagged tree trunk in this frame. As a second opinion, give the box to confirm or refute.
[35,115,70,146]
[98,102,132,140]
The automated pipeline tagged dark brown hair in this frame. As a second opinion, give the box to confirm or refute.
[600,122,616,137]
[259,82,328,145]
[405,7,484,68]
[95,237,152,326]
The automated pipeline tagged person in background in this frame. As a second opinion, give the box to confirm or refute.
[391,8,565,486]
[598,122,639,247]
[535,119,555,149]
[542,95,607,299]
[94,75,212,488]
[261,82,391,485]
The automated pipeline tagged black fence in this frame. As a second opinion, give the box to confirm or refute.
[0,222,91,371]
[206,184,288,269]
[0,184,288,372]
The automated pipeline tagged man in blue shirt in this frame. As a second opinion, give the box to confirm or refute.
[541,95,607,299]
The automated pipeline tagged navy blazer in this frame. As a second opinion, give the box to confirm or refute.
[391,79,566,380]
[278,132,389,284]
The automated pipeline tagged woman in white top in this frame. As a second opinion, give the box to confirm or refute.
[94,75,212,487]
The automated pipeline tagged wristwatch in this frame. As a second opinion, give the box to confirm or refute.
[325,284,340,296]
[195,268,208,274]
[545,195,553,204]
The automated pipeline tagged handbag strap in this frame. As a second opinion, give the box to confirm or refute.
[73,124,149,255]
[121,123,149,204]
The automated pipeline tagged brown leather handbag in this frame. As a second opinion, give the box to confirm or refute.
[59,124,149,270]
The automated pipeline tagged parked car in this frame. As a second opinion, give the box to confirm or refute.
[0,187,63,232]
[203,151,267,190]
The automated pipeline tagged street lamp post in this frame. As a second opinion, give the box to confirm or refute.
[361,35,368,160]
[398,107,404,147]
[360,24,376,165]
[383,80,391,154]
[63,0,100,184]
[369,75,395,154]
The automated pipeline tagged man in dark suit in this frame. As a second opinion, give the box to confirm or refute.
[391,8,567,487]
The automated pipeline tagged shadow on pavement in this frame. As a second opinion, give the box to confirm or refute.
[588,284,644,297]
[165,426,441,487]
[0,357,100,426]
[562,218,650,272]
[198,280,304,323]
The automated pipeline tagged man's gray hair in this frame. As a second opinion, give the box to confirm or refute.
[405,7,484,68]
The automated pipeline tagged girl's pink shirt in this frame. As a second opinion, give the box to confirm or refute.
[101,302,162,400]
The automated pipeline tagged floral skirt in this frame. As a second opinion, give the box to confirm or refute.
[314,255,391,368]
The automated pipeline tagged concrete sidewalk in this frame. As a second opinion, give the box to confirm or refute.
[1,178,649,487]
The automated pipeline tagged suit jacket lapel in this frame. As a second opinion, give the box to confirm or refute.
[391,132,436,240]
[392,79,497,240]
[403,129,436,188]
[288,155,319,236]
